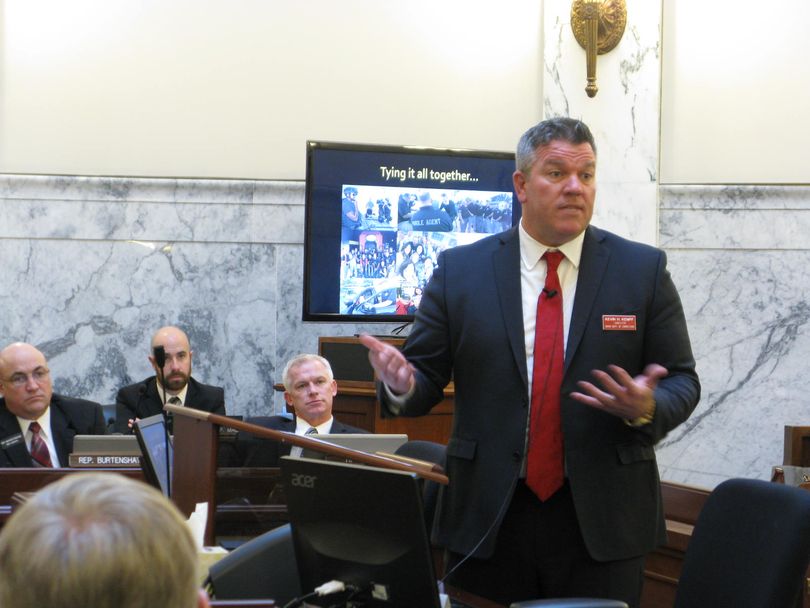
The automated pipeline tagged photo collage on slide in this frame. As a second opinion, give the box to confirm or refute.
[339,184,513,316]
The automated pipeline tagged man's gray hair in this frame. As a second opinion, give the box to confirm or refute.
[282,353,334,391]
[515,117,597,174]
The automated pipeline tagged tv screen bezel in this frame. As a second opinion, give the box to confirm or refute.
[303,139,520,323]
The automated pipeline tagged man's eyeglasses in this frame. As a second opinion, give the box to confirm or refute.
[3,368,50,388]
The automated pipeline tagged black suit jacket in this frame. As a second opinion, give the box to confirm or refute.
[380,225,701,561]
[114,375,225,433]
[0,394,107,467]
[232,415,367,467]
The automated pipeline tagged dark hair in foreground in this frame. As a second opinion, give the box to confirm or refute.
[516,116,597,174]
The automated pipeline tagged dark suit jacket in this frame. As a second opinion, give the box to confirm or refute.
[232,415,367,467]
[0,394,107,467]
[114,375,225,433]
[380,225,700,561]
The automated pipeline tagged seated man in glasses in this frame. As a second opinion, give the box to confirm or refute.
[0,342,106,467]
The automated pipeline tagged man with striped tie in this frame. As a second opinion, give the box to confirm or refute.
[0,342,106,467]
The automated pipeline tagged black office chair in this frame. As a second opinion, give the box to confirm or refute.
[394,440,446,532]
[207,523,302,605]
[101,403,117,433]
[511,477,810,608]
[673,477,810,608]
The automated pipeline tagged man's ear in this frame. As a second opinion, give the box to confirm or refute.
[513,170,527,202]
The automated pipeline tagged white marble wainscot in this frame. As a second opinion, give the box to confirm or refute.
[657,185,810,489]
[0,174,399,417]
[542,0,661,246]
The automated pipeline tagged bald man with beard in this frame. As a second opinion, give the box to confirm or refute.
[114,326,225,433]
[0,342,106,467]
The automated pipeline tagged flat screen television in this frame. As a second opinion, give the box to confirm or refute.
[304,140,520,323]
[281,456,442,607]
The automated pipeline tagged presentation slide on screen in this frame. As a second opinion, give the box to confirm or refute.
[305,144,517,320]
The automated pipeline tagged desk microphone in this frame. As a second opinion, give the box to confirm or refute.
[153,345,170,424]
[153,345,166,369]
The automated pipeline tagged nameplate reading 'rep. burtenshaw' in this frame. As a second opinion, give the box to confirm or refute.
[68,454,142,468]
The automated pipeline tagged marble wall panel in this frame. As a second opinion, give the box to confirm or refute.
[0,174,402,419]
[543,0,661,246]
[659,185,810,487]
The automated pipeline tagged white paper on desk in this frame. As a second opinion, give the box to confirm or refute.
[186,502,208,549]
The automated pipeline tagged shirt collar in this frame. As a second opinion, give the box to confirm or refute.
[160,383,188,406]
[17,405,53,437]
[519,222,585,270]
[295,416,334,435]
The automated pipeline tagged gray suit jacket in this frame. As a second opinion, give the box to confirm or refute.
[379,225,700,561]
[0,394,107,467]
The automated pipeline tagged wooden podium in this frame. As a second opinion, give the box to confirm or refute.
[169,405,448,546]
[317,336,455,444]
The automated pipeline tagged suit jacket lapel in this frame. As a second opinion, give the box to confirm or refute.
[185,377,200,406]
[280,417,295,456]
[49,396,75,466]
[565,226,610,371]
[0,405,32,466]
[146,378,162,410]
[493,228,529,389]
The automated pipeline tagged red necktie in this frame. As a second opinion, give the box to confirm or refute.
[526,250,565,501]
[29,421,53,468]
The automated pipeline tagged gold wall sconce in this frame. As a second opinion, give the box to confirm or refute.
[571,0,627,97]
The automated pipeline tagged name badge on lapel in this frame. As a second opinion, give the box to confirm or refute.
[0,433,24,450]
[602,315,637,331]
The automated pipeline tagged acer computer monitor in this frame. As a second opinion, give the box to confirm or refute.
[281,457,441,607]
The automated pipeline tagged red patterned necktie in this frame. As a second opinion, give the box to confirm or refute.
[28,421,53,468]
[526,250,565,501]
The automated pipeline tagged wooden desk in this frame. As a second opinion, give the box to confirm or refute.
[318,335,455,444]
[0,468,145,525]
[331,384,455,444]
[0,466,287,545]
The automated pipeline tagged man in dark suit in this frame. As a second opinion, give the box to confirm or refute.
[360,118,700,607]
[234,353,366,467]
[114,326,225,433]
[0,342,106,467]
